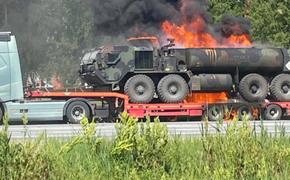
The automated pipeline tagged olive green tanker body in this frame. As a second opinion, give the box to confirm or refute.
[174,48,285,74]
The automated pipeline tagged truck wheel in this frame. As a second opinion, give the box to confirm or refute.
[237,106,253,120]
[239,73,268,102]
[66,101,91,124]
[264,104,282,120]
[124,75,155,103]
[207,105,224,121]
[157,74,189,103]
[270,74,290,101]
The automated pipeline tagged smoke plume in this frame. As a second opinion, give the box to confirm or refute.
[93,0,180,36]
[92,0,251,46]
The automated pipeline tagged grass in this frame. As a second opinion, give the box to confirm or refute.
[1,113,290,179]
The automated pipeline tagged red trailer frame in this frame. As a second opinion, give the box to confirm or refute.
[30,90,290,120]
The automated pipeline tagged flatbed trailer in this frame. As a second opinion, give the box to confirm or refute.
[28,90,290,122]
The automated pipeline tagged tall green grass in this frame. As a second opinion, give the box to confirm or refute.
[1,113,290,179]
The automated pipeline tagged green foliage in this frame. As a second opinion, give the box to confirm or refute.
[59,117,101,154]
[0,115,57,179]
[209,0,290,48]
[248,0,290,48]
[1,114,290,179]
[200,119,290,179]
[112,113,169,172]
[209,0,245,21]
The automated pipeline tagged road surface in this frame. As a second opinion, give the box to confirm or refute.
[2,120,290,139]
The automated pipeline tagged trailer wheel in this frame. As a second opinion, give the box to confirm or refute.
[157,74,189,103]
[264,104,282,120]
[124,75,155,103]
[237,106,253,120]
[239,73,268,102]
[66,101,91,124]
[207,105,224,121]
[270,74,290,101]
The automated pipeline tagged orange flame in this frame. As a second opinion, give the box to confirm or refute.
[224,34,252,47]
[186,92,229,104]
[162,16,252,48]
[51,75,63,90]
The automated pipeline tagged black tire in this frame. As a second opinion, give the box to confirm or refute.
[124,75,155,103]
[237,106,253,120]
[157,74,189,103]
[239,73,268,102]
[66,101,91,124]
[207,105,224,121]
[264,104,282,120]
[270,74,290,101]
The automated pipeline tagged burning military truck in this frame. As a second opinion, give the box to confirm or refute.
[79,37,290,103]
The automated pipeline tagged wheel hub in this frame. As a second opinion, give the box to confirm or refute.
[169,85,178,94]
[240,108,249,115]
[270,109,278,116]
[212,109,219,117]
[250,84,259,94]
[71,106,85,120]
[75,111,80,116]
[282,84,289,94]
[136,85,145,95]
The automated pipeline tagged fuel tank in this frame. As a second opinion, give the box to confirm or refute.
[173,48,285,73]
[199,74,233,91]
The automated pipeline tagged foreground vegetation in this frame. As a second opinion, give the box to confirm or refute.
[1,114,290,179]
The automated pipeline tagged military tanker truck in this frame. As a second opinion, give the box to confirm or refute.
[79,37,290,104]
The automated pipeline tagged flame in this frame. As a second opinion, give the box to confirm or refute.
[186,92,228,103]
[162,16,252,48]
[224,34,252,47]
[51,75,63,90]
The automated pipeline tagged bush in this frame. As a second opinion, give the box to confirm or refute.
[112,113,169,178]
[0,114,56,179]
[1,113,290,179]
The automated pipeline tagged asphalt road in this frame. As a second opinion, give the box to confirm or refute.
[2,120,290,139]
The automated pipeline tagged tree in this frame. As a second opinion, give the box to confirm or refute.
[209,0,245,21]
[248,0,290,48]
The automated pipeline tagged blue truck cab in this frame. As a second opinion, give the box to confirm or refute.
[0,32,93,123]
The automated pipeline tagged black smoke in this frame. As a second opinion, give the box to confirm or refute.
[93,0,180,36]
[92,0,251,40]
[180,0,211,24]
[217,16,251,38]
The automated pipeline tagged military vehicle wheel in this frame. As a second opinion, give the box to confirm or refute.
[270,74,290,101]
[66,101,91,124]
[264,104,282,120]
[239,73,268,102]
[157,74,189,103]
[207,105,224,121]
[124,75,155,103]
[237,106,253,120]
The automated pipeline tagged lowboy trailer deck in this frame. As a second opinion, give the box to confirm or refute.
[29,90,290,122]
